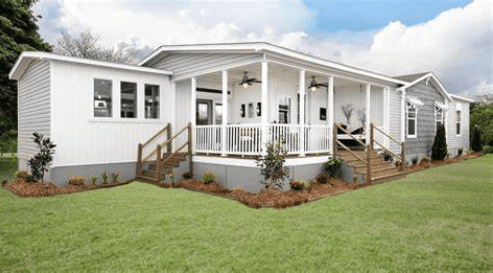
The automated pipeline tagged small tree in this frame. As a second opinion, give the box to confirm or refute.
[471,125,483,152]
[341,104,354,127]
[255,136,289,190]
[28,133,56,182]
[431,124,447,161]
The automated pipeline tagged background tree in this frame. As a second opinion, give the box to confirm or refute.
[0,0,52,134]
[431,123,448,160]
[471,125,483,152]
[470,104,493,146]
[54,30,137,64]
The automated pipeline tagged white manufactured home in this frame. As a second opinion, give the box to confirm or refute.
[9,43,473,192]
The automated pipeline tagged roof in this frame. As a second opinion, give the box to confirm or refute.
[450,94,475,103]
[393,72,431,82]
[397,72,453,102]
[9,51,172,80]
[138,42,409,86]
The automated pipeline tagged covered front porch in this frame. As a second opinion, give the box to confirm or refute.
[173,60,392,158]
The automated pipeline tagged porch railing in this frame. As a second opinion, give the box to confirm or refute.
[195,124,332,156]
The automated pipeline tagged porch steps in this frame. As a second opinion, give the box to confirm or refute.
[137,152,188,183]
[337,150,406,183]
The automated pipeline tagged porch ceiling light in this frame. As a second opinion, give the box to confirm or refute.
[308,76,328,92]
[239,71,261,89]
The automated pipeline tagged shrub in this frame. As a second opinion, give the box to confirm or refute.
[420,157,431,165]
[111,171,119,183]
[169,172,176,183]
[290,179,306,190]
[412,157,418,165]
[90,175,97,185]
[201,171,215,184]
[382,151,393,162]
[67,176,85,186]
[431,124,448,161]
[13,170,30,181]
[255,136,289,190]
[27,133,56,182]
[315,173,328,184]
[182,171,193,179]
[101,171,109,184]
[325,158,342,178]
[458,148,463,156]
[471,125,483,152]
[482,146,493,154]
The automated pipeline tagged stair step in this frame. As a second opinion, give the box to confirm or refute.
[136,175,159,182]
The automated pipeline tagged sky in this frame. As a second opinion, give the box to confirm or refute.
[32,0,492,97]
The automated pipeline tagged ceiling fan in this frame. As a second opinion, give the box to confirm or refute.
[239,71,261,89]
[308,76,328,92]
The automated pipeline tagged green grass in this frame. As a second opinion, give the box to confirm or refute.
[0,157,17,181]
[1,156,492,271]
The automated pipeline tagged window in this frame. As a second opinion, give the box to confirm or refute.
[145,84,159,119]
[121,82,137,118]
[214,103,222,124]
[407,102,417,138]
[435,106,444,131]
[278,97,291,124]
[94,79,112,117]
[456,110,461,135]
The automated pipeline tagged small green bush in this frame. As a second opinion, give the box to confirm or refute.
[458,148,463,156]
[182,171,193,179]
[201,171,215,184]
[315,173,328,184]
[412,157,418,165]
[431,124,448,161]
[325,158,342,178]
[482,146,493,154]
[101,171,109,184]
[13,170,29,181]
[169,172,176,183]
[90,175,97,185]
[28,133,56,182]
[382,151,393,162]
[67,176,85,186]
[111,171,119,184]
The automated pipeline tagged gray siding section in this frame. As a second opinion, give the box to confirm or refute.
[405,81,445,160]
[18,60,51,162]
[388,89,401,154]
[150,53,262,78]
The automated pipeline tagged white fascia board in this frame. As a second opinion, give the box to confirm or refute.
[138,42,408,86]
[398,72,453,102]
[450,94,475,103]
[10,51,172,80]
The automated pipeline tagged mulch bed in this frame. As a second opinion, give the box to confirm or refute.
[406,152,483,173]
[2,179,132,197]
[151,177,366,209]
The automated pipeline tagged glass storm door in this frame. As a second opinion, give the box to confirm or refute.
[196,99,213,125]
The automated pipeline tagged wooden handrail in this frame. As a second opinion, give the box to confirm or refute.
[334,123,367,148]
[336,139,366,163]
[162,142,188,163]
[159,124,189,148]
[373,126,401,145]
[373,139,401,160]
[142,123,169,148]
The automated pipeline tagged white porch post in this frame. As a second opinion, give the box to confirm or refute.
[383,87,390,148]
[171,81,177,151]
[400,88,406,142]
[190,76,197,154]
[366,83,371,145]
[261,61,269,156]
[221,70,228,157]
[299,69,305,157]
[328,75,334,154]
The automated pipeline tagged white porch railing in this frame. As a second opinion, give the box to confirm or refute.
[195,124,332,155]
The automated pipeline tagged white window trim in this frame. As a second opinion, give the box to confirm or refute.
[90,76,165,123]
[435,104,444,132]
[406,102,417,138]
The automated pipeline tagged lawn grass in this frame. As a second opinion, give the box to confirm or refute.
[0,157,17,181]
[0,155,492,271]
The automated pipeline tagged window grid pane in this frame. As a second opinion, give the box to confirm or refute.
[94,79,112,117]
[145,84,159,119]
[121,82,137,118]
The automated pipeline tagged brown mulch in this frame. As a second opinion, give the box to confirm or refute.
[407,152,483,172]
[2,179,132,197]
[150,177,362,209]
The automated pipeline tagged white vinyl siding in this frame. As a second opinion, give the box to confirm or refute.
[17,60,51,165]
[388,89,402,154]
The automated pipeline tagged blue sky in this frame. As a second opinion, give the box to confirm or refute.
[33,0,491,96]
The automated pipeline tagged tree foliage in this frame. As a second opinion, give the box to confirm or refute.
[0,0,52,133]
[28,132,56,182]
[471,125,483,152]
[431,123,448,161]
[54,30,136,64]
[470,104,493,146]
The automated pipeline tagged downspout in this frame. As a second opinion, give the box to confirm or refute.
[400,87,406,143]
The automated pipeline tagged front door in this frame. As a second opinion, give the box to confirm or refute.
[196,99,213,125]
